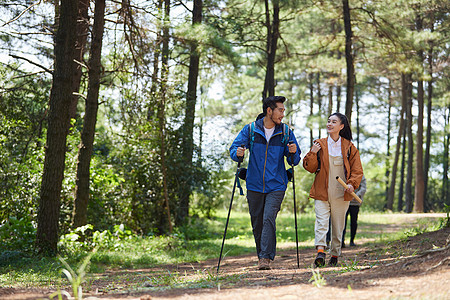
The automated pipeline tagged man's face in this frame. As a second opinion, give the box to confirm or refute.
[268,102,285,125]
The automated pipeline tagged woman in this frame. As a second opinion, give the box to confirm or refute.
[303,112,363,267]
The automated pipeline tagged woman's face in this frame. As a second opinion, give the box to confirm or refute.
[327,115,344,135]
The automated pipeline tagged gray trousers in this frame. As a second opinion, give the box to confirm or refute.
[247,190,285,260]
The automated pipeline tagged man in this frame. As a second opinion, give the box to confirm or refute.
[229,96,301,270]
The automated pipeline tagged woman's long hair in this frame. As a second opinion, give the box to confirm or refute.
[330,112,353,141]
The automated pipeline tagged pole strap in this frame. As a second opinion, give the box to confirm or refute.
[236,176,244,195]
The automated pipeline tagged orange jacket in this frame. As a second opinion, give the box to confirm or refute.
[303,137,364,201]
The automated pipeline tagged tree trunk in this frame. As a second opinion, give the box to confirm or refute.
[414,46,425,212]
[342,0,355,124]
[355,87,360,148]
[398,123,407,212]
[178,0,202,226]
[36,0,79,256]
[160,0,173,233]
[336,49,342,112]
[147,0,163,121]
[69,0,90,121]
[73,0,105,228]
[262,0,280,100]
[385,80,392,208]
[317,73,322,139]
[387,78,405,210]
[309,73,314,147]
[336,84,341,112]
[405,74,414,213]
[328,83,333,117]
[424,38,433,212]
[413,79,425,213]
[443,105,450,206]
[336,85,342,112]
[398,74,409,212]
[413,14,425,213]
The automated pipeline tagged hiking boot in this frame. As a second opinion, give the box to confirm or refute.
[350,241,356,247]
[341,241,346,248]
[258,258,270,270]
[314,252,326,268]
[328,256,338,267]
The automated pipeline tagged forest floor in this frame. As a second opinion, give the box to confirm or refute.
[2,213,450,300]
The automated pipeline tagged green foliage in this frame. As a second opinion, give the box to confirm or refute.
[58,224,135,257]
[0,217,36,253]
[176,215,214,241]
[49,250,97,300]
[86,155,127,230]
[338,257,360,273]
[309,268,326,287]
[0,65,50,222]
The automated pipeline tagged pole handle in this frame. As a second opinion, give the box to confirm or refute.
[336,176,362,203]
[288,141,294,166]
[237,144,244,163]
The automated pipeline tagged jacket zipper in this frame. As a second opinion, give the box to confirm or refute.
[262,131,282,193]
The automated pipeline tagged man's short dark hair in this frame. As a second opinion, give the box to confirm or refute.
[263,96,286,115]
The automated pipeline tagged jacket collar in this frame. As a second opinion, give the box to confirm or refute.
[255,117,282,134]
[316,136,352,162]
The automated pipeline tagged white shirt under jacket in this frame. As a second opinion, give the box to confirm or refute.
[327,136,342,157]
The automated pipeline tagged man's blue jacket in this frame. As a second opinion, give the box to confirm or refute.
[229,118,301,193]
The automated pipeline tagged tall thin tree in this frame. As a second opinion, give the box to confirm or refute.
[262,0,280,100]
[328,83,333,117]
[69,0,90,122]
[342,0,355,124]
[159,0,173,232]
[73,0,106,227]
[443,105,450,206]
[387,78,405,211]
[355,87,360,148]
[413,12,425,213]
[423,23,434,212]
[317,73,322,139]
[36,0,79,256]
[385,80,392,208]
[405,74,414,213]
[309,73,314,147]
[398,124,407,212]
[178,0,203,226]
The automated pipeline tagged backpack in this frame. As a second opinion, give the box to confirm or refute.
[249,121,290,153]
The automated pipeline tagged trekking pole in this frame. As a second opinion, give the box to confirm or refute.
[217,146,244,274]
[289,141,300,268]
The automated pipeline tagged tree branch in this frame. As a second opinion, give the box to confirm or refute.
[9,54,52,74]
[2,0,42,27]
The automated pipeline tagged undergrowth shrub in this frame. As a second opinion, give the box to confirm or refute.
[58,224,135,256]
[0,217,36,253]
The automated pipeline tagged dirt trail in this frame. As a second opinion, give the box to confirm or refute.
[2,215,450,300]
[140,227,450,300]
